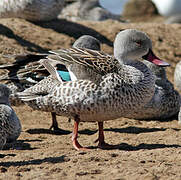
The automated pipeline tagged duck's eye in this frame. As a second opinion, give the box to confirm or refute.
[135,41,142,46]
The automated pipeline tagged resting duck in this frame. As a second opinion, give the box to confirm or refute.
[0,0,65,21]
[16,29,169,150]
[174,61,181,124]
[0,35,101,132]
[59,0,126,22]
[0,84,21,149]
[133,60,180,120]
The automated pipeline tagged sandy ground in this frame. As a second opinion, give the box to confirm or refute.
[0,16,181,180]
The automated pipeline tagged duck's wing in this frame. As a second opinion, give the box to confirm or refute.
[0,54,48,70]
[16,76,60,102]
[0,54,49,83]
[48,48,119,75]
[40,59,63,82]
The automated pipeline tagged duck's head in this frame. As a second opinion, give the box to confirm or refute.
[114,29,170,67]
[73,35,101,51]
[0,84,10,104]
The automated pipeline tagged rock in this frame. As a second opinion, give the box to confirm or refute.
[123,0,158,18]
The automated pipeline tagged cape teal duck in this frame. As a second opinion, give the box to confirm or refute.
[16,29,169,150]
[0,35,101,132]
[0,0,65,21]
[0,84,21,149]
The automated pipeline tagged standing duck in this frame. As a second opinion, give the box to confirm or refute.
[0,84,21,149]
[16,29,169,150]
[0,0,65,21]
[0,35,101,132]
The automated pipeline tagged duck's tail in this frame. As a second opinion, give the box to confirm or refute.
[14,92,39,101]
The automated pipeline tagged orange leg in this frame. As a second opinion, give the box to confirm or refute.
[72,117,88,151]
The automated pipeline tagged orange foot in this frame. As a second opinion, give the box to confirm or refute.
[72,139,90,151]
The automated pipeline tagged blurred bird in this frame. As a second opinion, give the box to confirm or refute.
[0,84,21,150]
[174,61,181,125]
[0,0,65,21]
[151,0,181,16]
[59,0,127,22]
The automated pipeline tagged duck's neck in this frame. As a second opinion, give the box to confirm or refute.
[114,52,138,66]
[117,59,156,107]
[121,59,155,86]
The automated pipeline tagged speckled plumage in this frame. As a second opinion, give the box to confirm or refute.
[132,60,180,120]
[18,60,155,122]
[0,84,21,149]
[0,0,65,21]
[0,36,101,106]
[0,35,101,131]
[16,29,170,150]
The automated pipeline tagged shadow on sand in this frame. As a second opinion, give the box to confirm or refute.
[3,139,41,151]
[0,155,69,167]
[33,19,113,47]
[0,24,48,53]
[26,128,71,135]
[88,142,181,151]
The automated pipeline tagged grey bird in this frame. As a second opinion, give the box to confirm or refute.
[16,29,169,150]
[0,0,65,21]
[59,0,127,22]
[0,84,21,149]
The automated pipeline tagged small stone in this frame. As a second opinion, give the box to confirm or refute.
[140,160,146,163]
[0,167,7,173]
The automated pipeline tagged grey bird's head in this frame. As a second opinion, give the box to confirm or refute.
[114,29,169,67]
[73,35,101,51]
